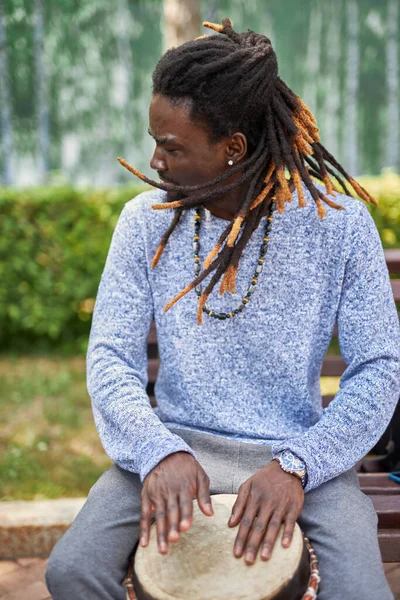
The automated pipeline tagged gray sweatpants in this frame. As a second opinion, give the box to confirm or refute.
[45,428,393,600]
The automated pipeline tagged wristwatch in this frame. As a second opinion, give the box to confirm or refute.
[272,450,308,489]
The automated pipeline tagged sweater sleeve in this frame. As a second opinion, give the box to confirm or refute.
[272,202,400,492]
[86,199,197,482]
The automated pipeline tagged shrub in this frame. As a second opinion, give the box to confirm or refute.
[359,170,400,248]
[0,186,146,354]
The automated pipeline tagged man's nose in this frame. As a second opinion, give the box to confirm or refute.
[150,147,167,172]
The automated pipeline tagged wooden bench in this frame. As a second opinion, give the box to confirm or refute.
[358,474,400,562]
[145,250,400,561]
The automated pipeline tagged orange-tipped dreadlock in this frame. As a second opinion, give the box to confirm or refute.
[119,17,377,325]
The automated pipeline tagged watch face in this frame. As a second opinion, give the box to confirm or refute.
[280,451,306,473]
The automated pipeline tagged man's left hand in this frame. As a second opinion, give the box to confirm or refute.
[228,460,304,565]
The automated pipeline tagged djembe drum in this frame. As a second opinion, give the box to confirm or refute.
[124,494,320,600]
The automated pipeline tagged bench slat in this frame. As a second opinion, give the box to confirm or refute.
[391,279,400,299]
[369,495,400,529]
[385,250,400,274]
[359,474,400,495]
[321,356,346,376]
[148,322,157,346]
[378,529,400,562]
[148,358,159,381]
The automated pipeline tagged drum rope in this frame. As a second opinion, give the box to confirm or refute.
[303,535,321,600]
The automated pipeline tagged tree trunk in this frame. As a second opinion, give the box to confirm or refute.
[385,0,399,170]
[343,0,359,176]
[322,0,341,161]
[0,0,14,185]
[303,2,322,115]
[163,0,201,51]
[115,0,134,162]
[34,0,50,181]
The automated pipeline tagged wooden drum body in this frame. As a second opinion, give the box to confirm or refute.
[124,494,320,600]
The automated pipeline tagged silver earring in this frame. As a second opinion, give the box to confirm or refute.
[228,159,234,166]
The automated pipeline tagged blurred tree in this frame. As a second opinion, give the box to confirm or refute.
[358,0,386,174]
[385,0,399,170]
[343,0,360,175]
[34,0,49,181]
[163,0,201,50]
[0,0,14,184]
[115,0,134,162]
[303,0,321,115]
[321,0,341,159]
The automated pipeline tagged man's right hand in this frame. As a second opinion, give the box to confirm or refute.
[140,451,213,555]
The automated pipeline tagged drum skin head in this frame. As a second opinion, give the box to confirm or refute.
[133,494,305,600]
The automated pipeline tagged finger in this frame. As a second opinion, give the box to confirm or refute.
[260,511,285,561]
[233,502,258,559]
[281,511,297,548]
[242,510,272,565]
[228,483,250,527]
[139,493,152,547]
[155,498,169,554]
[179,492,194,531]
[167,493,180,543]
[196,470,213,516]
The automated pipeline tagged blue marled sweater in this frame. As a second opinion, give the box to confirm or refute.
[86,185,400,492]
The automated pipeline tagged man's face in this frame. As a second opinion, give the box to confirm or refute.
[148,94,231,191]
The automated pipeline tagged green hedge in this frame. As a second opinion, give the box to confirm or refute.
[359,171,400,247]
[0,185,146,355]
[1,173,399,355]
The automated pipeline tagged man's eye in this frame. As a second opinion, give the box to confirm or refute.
[164,148,179,154]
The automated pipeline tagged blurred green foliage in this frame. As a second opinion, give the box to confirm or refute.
[0,184,147,355]
[361,171,400,247]
[0,174,399,356]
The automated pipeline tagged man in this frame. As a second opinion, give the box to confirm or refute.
[46,18,400,599]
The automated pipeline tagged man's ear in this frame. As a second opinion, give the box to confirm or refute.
[226,132,248,163]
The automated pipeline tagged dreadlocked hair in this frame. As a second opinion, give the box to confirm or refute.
[118,17,377,325]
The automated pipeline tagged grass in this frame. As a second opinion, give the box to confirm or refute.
[0,356,112,501]
[0,355,341,501]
